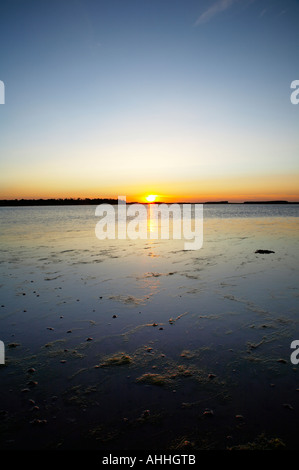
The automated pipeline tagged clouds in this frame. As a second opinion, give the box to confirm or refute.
[194,0,237,25]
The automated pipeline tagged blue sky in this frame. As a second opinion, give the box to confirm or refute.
[0,0,298,201]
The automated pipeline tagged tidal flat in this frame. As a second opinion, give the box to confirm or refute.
[0,204,298,450]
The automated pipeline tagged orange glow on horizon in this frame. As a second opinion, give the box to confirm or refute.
[0,172,298,203]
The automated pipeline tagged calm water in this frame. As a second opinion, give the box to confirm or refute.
[0,204,299,450]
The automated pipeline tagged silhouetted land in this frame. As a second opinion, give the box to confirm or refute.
[243,200,292,204]
[0,199,298,206]
[0,198,119,206]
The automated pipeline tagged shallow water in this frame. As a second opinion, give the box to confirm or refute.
[0,204,299,450]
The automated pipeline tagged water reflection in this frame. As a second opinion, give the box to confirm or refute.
[0,205,299,450]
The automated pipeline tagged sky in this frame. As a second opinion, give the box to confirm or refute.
[0,0,298,202]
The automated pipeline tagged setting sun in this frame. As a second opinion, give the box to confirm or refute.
[146,194,157,203]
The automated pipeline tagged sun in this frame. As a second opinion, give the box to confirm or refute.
[146,194,157,203]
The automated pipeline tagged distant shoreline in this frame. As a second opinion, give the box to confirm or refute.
[0,199,298,207]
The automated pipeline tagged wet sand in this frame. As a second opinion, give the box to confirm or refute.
[0,205,299,450]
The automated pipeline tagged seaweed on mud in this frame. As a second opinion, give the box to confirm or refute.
[68,367,89,380]
[46,348,85,359]
[170,433,216,450]
[63,384,98,407]
[181,391,231,409]
[135,373,172,387]
[228,433,285,450]
[179,346,211,360]
[180,350,196,359]
[43,339,66,349]
[87,425,121,443]
[135,363,215,388]
[246,338,266,352]
[121,323,163,341]
[108,295,146,306]
[85,408,166,446]
[168,311,189,324]
[98,352,132,368]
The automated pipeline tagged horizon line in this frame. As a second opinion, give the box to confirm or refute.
[0,198,299,206]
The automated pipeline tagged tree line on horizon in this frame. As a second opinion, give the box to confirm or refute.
[0,198,296,206]
[0,198,119,206]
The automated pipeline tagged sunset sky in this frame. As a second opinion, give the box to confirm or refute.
[0,0,298,202]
